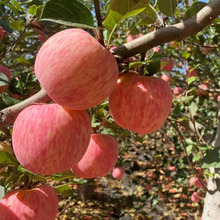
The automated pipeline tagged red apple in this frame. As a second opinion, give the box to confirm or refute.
[161,74,171,82]
[109,71,172,134]
[0,27,7,40]
[168,165,176,171]
[0,65,11,93]
[197,84,208,96]
[186,66,198,77]
[12,104,91,175]
[0,185,58,220]
[112,167,125,179]
[161,58,174,71]
[191,192,201,203]
[189,177,205,188]
[152,47,160,53]
[196,167,203,176]
[173,87,182,95]
[34,29,119,110]
[71,134,119,179]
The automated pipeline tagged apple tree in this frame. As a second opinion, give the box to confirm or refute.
[0,0,220,219]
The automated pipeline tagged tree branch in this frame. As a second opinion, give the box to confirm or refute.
[112,0,220,61]
[0,0,220,129]
[0,89,51,129]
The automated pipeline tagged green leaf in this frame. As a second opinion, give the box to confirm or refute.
[104,0,149,30]
[2,93,22,106]
[40,0,94,28]
[138,5,157,26]
[0,73,9,87]
[0,151,19,166]
[129,61,143,69]
[28,5,38,15]
[9,19,25,31]
[199,147,220,168]
[187,76,197,85]
[157,0,177,17]
[188,102,198,117]
[51,170,75,181]
[16,57,32,65]
[185,2,207,20]
[55,184,74,197]
[145,52,161,74]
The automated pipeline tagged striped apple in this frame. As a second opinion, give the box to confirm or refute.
[109,71,173,135]
[0,185,58,220]
[34,29,119,110]
[12,104,91,175]
[71,134,119,179]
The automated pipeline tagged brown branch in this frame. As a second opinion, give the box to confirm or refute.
[93,0,104,46]
[0,89,51,129]
[0,0,220,129]
[112,0,220,61]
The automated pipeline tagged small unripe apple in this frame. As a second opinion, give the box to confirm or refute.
[191,192,201,203]
[0,65,11,93]
[161,74,171,82]
[173,87,182,95]
[161,58,174,72]
[71,134,119,179]
[12,104,91,175]
[109,71,172,134]
[35,29,119,110]
[0,185,58,220]
[112,167,125,179]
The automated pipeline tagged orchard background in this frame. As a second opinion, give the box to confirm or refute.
[0,0,220,219]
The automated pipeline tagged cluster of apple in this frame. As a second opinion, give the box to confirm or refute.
[0,28,173,219]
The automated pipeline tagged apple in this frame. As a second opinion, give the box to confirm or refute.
[71,134,119,179]
[112,167,125,179]
[126,34,137,42]
[0,65,11,93]
[196,167,203,176]
[0,27,7,40]
[152,47,160,53]
[189,177,205,188]
[109,71,173,134]
[0,185,58,220]
[168,165,176,171]
[34,29,119,110]
[197,84,208,96]
[191,192,201,203]
[161,58,174,72]
[173,87,182,95]
[217,96,220,102]
[186,66,198,77]
[12,104,91,175]
[161,74,171,82]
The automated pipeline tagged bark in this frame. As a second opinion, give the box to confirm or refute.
[202,103,220,219]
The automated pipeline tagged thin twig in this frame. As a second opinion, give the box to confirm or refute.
[183,40,218,49]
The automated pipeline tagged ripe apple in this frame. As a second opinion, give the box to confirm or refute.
[0,65,11,93]
[161,74,171,82]
[0,27,7,40]
[34,29,119,110]
[189,177,205,188]
[112,167,125,179]
[126,34,137,42]
[12,104,91,175]
[0,185,58,220]
[186,66,198,77]
[191,192,201,203]
[152,47,160,53]
[109,71,173,135]
[161,58,174,71]
[173,87,182,95]
[197,84,208,96]
[71,134,119,179]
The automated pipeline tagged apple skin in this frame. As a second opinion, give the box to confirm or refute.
[191,192,201,203]
[189,177,205,188]
[173,87,182,95]
[12,104,91,175]
[109,71,173,135]
[161,58,174,72]
[71,134,119,179]
[161,74,171,82]
[0,185,58,220]
[112,167,125,179]
[0,27,7,40]
[35,29,119,110]
[0,65,11,93]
